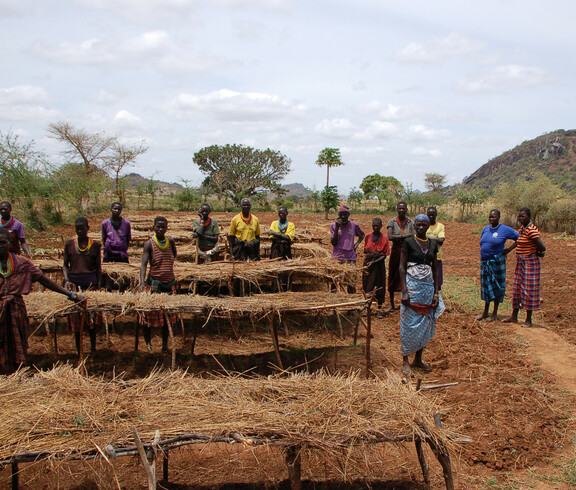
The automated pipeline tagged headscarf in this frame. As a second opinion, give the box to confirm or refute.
[414,214,430,223]
[339,204,350,213]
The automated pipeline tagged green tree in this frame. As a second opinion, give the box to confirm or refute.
[146,174,160,210]
[193,144,291,205]
[492,173,562,228]
[316,148,344,218]
[347,187,364,209]
[453,185,488,221]
[360,174,404,207]
[424,173,447,193]
[173,179,201,211]
[320,185,340,215]
[0,132,49,211]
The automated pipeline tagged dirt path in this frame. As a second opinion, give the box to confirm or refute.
[511,323,576,393]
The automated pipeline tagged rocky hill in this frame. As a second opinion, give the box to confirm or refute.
[463,129,576,192]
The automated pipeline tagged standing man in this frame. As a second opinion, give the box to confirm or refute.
[139,216,177,352]
[269,206,295,259]
[0,201,32,258]
[228,198,261,261]
[101,202,131,263]
[426,207,446,291]
[331,205,365,263]
[387,202,414,311]
[63,217,101,353]
[192,204,221,263]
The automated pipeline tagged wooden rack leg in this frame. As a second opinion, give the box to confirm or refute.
[268,315,284,370]
[190,320,198,356]
[417,417,454,490]
[415,437,430,486]
[353,314,359,346]
[285,445,302,490]
[334,312,344,338]
[163,311,177,370]
[103,313,111,349]
[135,320,140,353]
[11,461,18,490]
[162,451,169,483]
[365,305,372,377]
[52,319,59,355]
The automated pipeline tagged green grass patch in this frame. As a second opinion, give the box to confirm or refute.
[442,274,483,312]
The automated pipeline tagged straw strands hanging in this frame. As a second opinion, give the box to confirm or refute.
[0,365,456,462]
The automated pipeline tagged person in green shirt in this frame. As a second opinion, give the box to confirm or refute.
[192,204,221,263]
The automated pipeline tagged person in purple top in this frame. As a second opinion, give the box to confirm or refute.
[330,205,365,263]
[0,201,32,258]
[101,202,131,263]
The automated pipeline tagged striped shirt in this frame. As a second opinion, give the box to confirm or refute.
[149,238,175,283]
[516,223,540,256]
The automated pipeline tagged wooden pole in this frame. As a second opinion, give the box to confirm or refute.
[414,437,430,486]
[163,310,177,370]
[11,462,18,490]
[365,304,372,377]
[268,314,284,370]
[132,427,156,490]
[285,446,302,490]
[192,237,200,296]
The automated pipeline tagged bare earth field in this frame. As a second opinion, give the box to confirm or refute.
[3,210,576,489]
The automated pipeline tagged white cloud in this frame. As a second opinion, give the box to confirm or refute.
[0,85,57,122]
[404,125,451,141]
[353,121,398,140]
[411,147,442,157]
[90,89,120,105]
[456,64,551,93]
[113,110,142,129]
[168,89,308,121]
[314,118,355,138]
[396,32,484,63]
[0,85,48,105]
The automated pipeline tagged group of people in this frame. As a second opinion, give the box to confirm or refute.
[478,207,546,327]
[0,197,547,377]
[330,203,445,375]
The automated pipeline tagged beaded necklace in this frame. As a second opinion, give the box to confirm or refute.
[152,233,170,250]
[240,213,252,225]
[415,235,429,254]
[277,220,288,233]
[75,237,93,253]
[201,217,211,228]
[0,253,14,278]
[396,216,408,234]
[0,216,14,228]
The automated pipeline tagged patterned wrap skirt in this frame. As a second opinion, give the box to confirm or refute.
[480,253,507,303]
[0,296,30,374]
[511,254,541,311]
[400,263,445,356]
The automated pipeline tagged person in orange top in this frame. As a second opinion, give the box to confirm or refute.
[503,207,546,327]
[362,217,390,316]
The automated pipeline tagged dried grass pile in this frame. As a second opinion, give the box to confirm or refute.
[0,365,453,462]
[24,291,366,321]
[100,257,356,291]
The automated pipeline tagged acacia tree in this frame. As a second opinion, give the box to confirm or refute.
[424,173,447,193]
[316,148,344,218]
[47,121,147,209]
[106,140,148,204]
[193,144,291,205]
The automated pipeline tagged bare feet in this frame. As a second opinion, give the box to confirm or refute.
[487,314,498,322]
[476,313,488,321]
[521,321,533,328]
[402,361,412,377]
[502,317,517,324]
[385,306,397,314]
[411,361,432,373]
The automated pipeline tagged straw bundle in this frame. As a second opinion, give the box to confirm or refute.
[24,291,366,321]
[0,366,452,462]
[99,257,357,291]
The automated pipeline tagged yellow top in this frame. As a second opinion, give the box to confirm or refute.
[426,222,445,261]
[229,213,261,241]
[270,220,295,241]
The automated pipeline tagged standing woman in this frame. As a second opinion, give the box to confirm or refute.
[477,209,519,321]
[387,202,414,311]
[503,207,546,327]
[399,214,444,376]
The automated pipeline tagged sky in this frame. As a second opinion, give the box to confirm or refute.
[1,0,575,194]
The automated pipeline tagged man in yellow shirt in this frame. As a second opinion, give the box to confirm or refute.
[426,206,445,290]
[228,198,261,260]
[268,206,295,259]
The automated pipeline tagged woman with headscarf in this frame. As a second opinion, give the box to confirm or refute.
[477,209,519,321]
[399,214,444,376]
